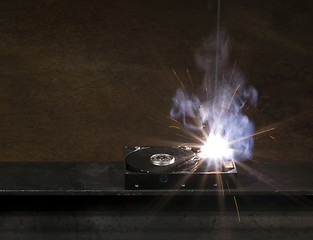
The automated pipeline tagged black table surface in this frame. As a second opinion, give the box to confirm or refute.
[0,160,312,196]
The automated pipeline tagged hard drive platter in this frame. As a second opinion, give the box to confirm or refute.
[125,146,199,174]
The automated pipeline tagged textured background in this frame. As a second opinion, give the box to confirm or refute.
[0,0,312,162]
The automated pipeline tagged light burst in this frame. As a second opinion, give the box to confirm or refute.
[198,133,233,160]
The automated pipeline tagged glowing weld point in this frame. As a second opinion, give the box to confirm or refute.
[198,134,233,161]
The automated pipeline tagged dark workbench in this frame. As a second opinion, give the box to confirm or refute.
[0,160,312,196]
[0,161,312,240]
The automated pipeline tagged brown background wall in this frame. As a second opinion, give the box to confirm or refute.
[0,0,312,162]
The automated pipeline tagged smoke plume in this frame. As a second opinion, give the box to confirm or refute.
[170,32,257,161]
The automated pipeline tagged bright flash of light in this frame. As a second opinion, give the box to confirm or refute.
[198,134,233,161]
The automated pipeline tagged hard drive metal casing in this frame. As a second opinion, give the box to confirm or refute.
[124,146,238,190]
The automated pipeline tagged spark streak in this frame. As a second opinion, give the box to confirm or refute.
[234,196,240,222]
[225,179,231,193]
[172,68,185,89]
[227,84,240,110]
[186,67,195,93]
[239,100,248,111]
[229,128,275,145]
[229,59,237,83]
[168,125,180,129]
[269,135,276,141]
[225,179,240,222]
[167,116,180,124]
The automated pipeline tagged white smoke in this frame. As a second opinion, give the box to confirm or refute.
[170,33,257,161]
